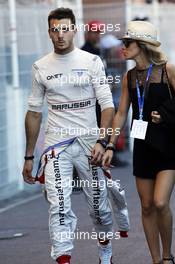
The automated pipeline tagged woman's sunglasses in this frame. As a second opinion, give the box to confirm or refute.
[122,39,136,48]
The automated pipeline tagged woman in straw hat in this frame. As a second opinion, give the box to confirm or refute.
[102,20,175,264]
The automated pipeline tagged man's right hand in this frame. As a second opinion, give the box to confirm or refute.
[102,150,114,169]
[22,160,35,184]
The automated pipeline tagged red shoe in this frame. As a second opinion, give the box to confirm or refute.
[56,255,71,264]
[119,231,128,237]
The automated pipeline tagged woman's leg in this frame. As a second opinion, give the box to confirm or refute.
[154,170,175,264]
[136,178,161,263]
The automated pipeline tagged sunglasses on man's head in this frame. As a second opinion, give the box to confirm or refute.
[122,39,135,48]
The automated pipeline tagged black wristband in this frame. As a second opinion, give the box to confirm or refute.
[24,155,34,161]
[96,139,108,148]
[106,143,116,152]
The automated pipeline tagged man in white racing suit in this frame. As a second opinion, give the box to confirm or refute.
[22,7,115,264]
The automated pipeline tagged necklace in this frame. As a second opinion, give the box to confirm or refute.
[136,70,147,86]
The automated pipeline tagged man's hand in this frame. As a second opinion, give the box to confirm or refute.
[91,143,105,165]
[22,160,35,184]
[102,150,114,169]
[151,111,162,124]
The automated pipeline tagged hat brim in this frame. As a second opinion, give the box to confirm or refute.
[120,35,161,47]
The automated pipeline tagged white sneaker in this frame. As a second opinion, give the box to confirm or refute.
[98,241,113,264]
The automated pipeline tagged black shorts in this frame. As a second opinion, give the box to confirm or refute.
[133,139,175,179]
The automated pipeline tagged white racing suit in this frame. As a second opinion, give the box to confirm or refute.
[102,170,130,235]
[37,137,113,259]
[28,48,115,260]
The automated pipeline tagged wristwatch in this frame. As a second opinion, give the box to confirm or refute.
[24,155,34,161]
[106,142,116,152]
[96,139,108,149]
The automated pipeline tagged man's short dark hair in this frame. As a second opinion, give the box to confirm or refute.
[48,7,76,28]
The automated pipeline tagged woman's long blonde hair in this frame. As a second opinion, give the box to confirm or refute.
[139,42,167,65]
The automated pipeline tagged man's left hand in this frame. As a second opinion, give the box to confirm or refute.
[91,143,105,165]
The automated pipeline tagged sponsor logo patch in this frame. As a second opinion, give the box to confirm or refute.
[46,73,63,80]
[52,100,91,111]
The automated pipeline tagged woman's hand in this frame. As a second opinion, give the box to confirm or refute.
[151,111,162,124]
[102,150,114,169]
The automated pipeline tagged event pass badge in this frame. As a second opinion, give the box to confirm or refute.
[130,64,153,140]
[130,119,148,140]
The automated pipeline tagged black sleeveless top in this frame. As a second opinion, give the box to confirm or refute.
[127,64,175,157]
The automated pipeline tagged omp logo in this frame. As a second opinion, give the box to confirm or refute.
[46,73,63,80]
[72,69,88,77]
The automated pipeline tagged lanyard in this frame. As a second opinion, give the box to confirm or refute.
[136,64,153,120]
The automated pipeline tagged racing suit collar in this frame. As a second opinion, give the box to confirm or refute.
[53,47,77,59]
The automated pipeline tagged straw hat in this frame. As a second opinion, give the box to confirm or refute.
[121,20,161,47]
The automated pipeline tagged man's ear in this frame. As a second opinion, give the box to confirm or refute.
[48,29,51,39]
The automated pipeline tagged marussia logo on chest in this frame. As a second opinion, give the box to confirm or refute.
[47,73,63,80]
[52,100,91,110]
[76,71,84,77]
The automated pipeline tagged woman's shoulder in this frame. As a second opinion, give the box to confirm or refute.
[165,63,175,76]
[127,66,136,73]
[123,69,135,81]
[125,67,137,83]
[165,63,175,89]
[126,66,136,78]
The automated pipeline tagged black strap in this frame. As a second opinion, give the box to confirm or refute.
[161,65,164,84]
[127,69,132,99]
[24,155,34,160]
[164,63,174,99]
[163,255,175,263]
